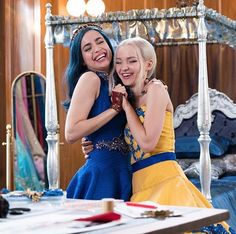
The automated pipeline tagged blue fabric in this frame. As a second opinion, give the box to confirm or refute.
[199,224,236,234]
[132,152,176,173]
[15,133,43,191]
[34,75,47,150]
[191,176,236,231]
[43,189,63,197]
[221,176,236,182]
[175,135,230,158]
[66,72,132,201]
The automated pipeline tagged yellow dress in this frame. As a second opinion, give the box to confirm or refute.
[124,106,234,234]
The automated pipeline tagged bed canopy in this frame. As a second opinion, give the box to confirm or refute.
[47,2,236,48]
[44,0,236,200]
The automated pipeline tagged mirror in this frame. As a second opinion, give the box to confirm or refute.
[12,71,47,191]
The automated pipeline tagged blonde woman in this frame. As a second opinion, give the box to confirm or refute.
[112,37,233,233]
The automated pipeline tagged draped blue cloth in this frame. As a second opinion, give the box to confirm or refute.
[15,133,43,191]
[191,177,236,230]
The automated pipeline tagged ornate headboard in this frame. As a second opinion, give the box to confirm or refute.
[44,1,236,200]
[174,88,236,130]
[174,88,236,157]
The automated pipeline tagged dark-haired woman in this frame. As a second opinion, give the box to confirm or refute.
[64,25,131,200]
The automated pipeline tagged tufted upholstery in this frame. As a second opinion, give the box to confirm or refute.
[174,110,236,157]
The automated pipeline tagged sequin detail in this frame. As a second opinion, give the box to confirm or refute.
[96,136,129,155]
[96,71,109,81]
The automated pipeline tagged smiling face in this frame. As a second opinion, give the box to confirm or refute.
[115,44,142,88]
[81,30,112,73]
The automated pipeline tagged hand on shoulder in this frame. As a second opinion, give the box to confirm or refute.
[145,78,172,111]
[144,78,167,93]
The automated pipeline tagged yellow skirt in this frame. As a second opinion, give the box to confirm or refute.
[131,160,231,232]
[131,160,211,207]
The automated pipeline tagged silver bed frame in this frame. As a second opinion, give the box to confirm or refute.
[44,0,236,200]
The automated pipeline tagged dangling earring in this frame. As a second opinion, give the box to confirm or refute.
[144,78,149,85]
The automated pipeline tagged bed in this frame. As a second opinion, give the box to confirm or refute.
[174,88,236,228]
[43,0,236,228]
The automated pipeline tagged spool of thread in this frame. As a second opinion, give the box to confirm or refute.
[102,199,114,212]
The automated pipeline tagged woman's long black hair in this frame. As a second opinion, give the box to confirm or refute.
[63,26,114,110]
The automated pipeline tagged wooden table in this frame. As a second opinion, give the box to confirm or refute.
[111,205,229,234]
[0,198,229,234]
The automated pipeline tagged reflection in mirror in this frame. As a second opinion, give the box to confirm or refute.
[12,72,47,191]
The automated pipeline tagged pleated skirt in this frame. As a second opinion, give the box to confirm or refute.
[66,148,132,201]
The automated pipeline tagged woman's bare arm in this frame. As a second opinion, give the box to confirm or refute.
[123,82,171,152]
[65,71,117,144]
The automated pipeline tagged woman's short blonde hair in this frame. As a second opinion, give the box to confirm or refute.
[117,37,157,79]
[109,37,157,95]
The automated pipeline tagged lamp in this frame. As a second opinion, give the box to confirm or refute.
[86,0,105,17]
[66,0,86,17]
[66,0,105,17]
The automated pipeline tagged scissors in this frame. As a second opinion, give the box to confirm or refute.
[9,207,31,215]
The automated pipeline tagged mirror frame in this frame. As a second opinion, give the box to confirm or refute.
[11,71,47,191]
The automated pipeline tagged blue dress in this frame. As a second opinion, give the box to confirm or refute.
[66,72,132,201]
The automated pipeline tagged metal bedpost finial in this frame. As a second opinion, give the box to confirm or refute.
[197,0,205,12]
[45,3,52,21]
[6,124,11,131]
[46,3,52,12]
[197,0,207,40]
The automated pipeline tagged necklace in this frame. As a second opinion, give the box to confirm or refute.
[96,71,109,81]
[141,89,147,95]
